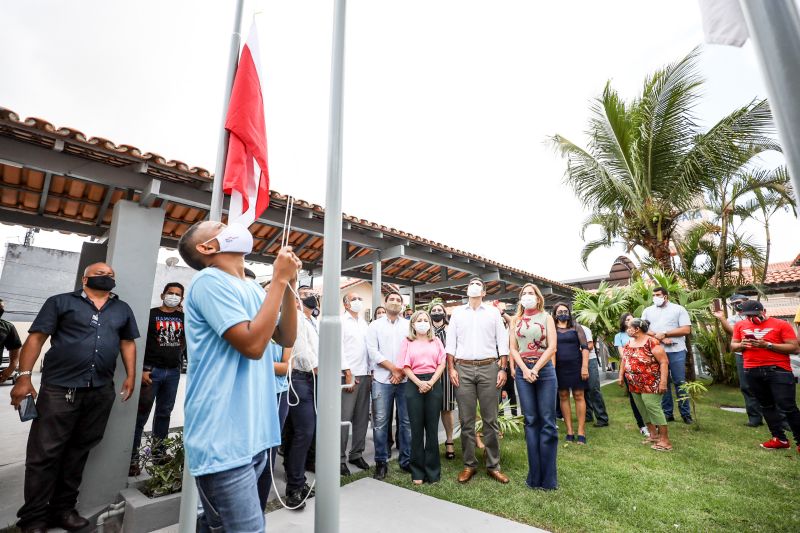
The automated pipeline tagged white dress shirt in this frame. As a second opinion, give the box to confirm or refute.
[367,315,410,384]
[445,303,509,360]
[292,314,319,372]
[581,325,597,360]
[341,311,369,376]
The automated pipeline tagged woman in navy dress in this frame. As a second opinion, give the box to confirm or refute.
[552,303,590,444]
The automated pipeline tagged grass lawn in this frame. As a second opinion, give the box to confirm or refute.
[381,383,800,532]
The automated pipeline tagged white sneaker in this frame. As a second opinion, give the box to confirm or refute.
[639,427,650,438]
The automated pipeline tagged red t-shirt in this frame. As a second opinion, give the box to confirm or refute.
[732,317,797,371]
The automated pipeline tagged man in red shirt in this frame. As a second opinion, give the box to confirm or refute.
[731,300,800,452]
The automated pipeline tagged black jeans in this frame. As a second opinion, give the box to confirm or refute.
[284,371,316,493]
[745,366,800,442]
[18,383,115,529]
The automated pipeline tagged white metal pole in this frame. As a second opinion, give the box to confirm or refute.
[316,0,347,532]
[739,0,800,210]
[178,1,244,531]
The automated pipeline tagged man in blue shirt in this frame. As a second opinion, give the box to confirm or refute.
[178,220,300,532]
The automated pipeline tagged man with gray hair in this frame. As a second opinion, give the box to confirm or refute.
[340,292,372,476]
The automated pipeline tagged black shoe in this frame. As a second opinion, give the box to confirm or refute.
[682,417,694,425]
[49,510,90,531]
[666,415,675,422]
[593,422,609,428]
[746,421,763,427]
[300,482,315,499]
[399,463,412,473]
[373,462,388,480]
[21,527,48,533]
[285,489,307,510]
[340,462,351,476]
[348,457,370,471]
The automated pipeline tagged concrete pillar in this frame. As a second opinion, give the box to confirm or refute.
[372,260,381,312]
[79,200,165,512]
[410,285,416,310]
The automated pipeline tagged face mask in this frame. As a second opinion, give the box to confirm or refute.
[467,284,483,298]
[414,322,430,334]
[203,223,254,255]
[163,295,181,308]
[0,308,4,319]
[349,299,364,313]
[653,296,665,307]
[86,275,116,292]
[734,302,744,312]
[751,314,764,324]
[430,312,445,323]
[386,302,403,314]
[520,294,538,310]
[302,295,318,309]
[556,312,570,322]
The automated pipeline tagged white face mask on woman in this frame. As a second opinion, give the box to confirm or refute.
[520,294,538,310]
[414,321,430,334]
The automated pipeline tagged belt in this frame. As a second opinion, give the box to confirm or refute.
[521,356,541,364]
[455,357,497,367]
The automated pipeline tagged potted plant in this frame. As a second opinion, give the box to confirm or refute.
[119,432,185,533]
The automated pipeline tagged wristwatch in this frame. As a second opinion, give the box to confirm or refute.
[499,366,508,373]
[767,342,773,350]
[18,371,32,377]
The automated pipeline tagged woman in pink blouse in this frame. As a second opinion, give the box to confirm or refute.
[399,310,447,484]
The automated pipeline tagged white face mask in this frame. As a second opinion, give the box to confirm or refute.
[349,299,364,313]
[520,294,538,310]
[163,294,181,308]
[203,223,254,255]
[467,283,483,298]
[653,296,665,307]
[414,321,430,334]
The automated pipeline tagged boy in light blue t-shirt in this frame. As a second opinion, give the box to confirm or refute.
[178,220,301,532]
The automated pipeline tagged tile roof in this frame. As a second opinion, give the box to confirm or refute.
[0,107,574,301]
[740,255,800,287]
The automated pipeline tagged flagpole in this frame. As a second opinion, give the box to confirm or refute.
[316,0,347,531]
[177,1,244,531]
[738,0,800,210]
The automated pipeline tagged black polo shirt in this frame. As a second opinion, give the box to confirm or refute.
[0,319,22,360]
[30,290,140,388]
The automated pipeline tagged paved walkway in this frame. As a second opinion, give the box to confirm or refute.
[155,478,546,533]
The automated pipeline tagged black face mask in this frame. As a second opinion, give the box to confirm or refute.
[86,275,116,292]
[0,308,4,319]
[734,303,744,312]
[556,313,570,322]
[430,313,445,323]
[302,295,318,310]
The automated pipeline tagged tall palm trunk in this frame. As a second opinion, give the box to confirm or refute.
[758,220,771,301]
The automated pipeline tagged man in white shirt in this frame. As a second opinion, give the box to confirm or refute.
[581,324,609,427]
[282,286,319,509]
[642,286,693,423]
[366,291,410,480]
[446,278,510,484]
[340,292,372,477]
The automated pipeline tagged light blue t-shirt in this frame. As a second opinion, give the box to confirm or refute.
[641,301,691,353]
[614,331,630,348]
[184,268,280,476]
[270,341,289,394]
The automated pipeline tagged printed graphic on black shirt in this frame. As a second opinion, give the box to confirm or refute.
[155,316,183,348]
[144,308,185,369]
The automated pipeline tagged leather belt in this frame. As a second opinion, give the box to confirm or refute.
[455,357,497,367]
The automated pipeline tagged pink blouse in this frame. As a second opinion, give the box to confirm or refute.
[397,337,446,374]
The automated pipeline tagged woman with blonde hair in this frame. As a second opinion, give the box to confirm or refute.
[398,310,447,484]
[508,284,559,489]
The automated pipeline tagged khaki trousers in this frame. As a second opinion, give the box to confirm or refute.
[455,360,501,470]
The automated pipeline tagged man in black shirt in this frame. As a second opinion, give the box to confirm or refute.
[129,282,185,476]
[10,262,139,533]
[0,298,23,383]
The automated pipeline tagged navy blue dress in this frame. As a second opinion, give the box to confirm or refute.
[555,328,587,391]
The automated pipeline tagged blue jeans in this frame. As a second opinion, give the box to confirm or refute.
[371,380,411,466]
[196,450,268,533]
[131,366,181,461]
[257,390,290,509]
[661,350,691,419]
[515,361,558,490]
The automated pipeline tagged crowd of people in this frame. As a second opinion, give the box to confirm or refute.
[3,219,800,532]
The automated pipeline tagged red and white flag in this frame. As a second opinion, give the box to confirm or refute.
[223,23,270,227]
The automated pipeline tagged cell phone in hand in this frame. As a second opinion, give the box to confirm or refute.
[18,394,38,422]
[712,298,722,313]
[743,334,757,341]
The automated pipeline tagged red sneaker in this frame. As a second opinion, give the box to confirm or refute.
[760,437,790,450]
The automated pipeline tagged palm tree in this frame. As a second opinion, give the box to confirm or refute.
[550,48,779,270]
